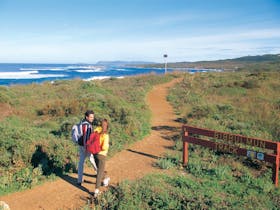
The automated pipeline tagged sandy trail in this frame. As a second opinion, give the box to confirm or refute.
[0,78,182,210]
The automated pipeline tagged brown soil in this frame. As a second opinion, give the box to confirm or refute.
[0,78,182,210]
[0,103,12,121]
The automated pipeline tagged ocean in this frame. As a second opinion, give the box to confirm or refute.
[0,63,222,86]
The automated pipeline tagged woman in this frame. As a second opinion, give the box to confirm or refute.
[93,119,110,197]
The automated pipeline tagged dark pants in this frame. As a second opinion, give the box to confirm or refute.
[94,154,106,189]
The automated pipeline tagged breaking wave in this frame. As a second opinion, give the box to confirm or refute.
[0,71,66,79]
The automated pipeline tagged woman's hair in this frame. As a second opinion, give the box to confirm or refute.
[102,119,109,133]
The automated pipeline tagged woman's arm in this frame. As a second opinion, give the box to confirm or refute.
[100,134,109,156]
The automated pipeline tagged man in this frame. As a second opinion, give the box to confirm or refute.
[77,110,97,185]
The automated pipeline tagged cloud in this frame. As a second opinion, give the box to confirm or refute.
[0,27,280,63]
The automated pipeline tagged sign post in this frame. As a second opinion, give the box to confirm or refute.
[182,125,280,187]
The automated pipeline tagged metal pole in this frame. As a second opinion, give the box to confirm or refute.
[163,54,168,74]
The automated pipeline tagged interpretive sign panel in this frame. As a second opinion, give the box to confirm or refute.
[182,125,280,187]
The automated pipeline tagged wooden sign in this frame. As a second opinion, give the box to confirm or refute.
[182,125,280,187]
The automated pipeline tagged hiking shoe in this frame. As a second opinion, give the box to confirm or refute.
[94,188,100,198]
[0,201,10,210]
[103,177,110,187]
[77,182,82,186]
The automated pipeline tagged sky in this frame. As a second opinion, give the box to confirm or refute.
[0,0,279,63]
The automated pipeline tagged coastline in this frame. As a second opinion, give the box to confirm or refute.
[0,63,221,86]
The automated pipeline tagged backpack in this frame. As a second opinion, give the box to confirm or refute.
[71,121,90,146]
[86,132,101,154]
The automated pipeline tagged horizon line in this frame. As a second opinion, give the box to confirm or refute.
[0,53,279,65]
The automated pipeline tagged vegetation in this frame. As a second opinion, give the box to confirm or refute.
[1,59,280,209]
[143,53,280,72]
[93,166,280,209]
[93,70,280,209]
[0,74,175,195]
[168,71,280,141]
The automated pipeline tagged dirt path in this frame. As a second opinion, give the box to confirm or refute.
[0,78,182,210]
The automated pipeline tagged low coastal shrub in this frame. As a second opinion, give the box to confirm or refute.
[94,167,280,209]
[156,153,180,170]
[93,136,280,209]
[169,71,280,141]
[0,74,174,195]
[0,87,11,103]
[91,71,280,209]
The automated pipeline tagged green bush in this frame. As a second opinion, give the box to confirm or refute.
[169,71,280,141]
[90,71,280,210]
[0,86,11,103]
[156,158,176,169]
[188,104,217,119]
[241,79,260,89]
[94,169,280,209]
[0,74,175,195]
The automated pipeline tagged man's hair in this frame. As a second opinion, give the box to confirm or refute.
[84,110,94,117]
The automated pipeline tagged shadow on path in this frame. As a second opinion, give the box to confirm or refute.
[151,125,179,132]
[151,125,181,142]
[83,173,97,178]
[126,149,160,159]
[59,173,95,195]
[174,117,186,123]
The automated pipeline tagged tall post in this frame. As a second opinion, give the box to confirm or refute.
[272,142,280,187]
[163,54,168,74]
[182,127,189,165]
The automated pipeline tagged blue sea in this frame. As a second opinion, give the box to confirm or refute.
[0,63,222,86]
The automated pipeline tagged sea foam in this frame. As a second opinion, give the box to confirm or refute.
[0,71,66,79]
[83,76,124,81]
